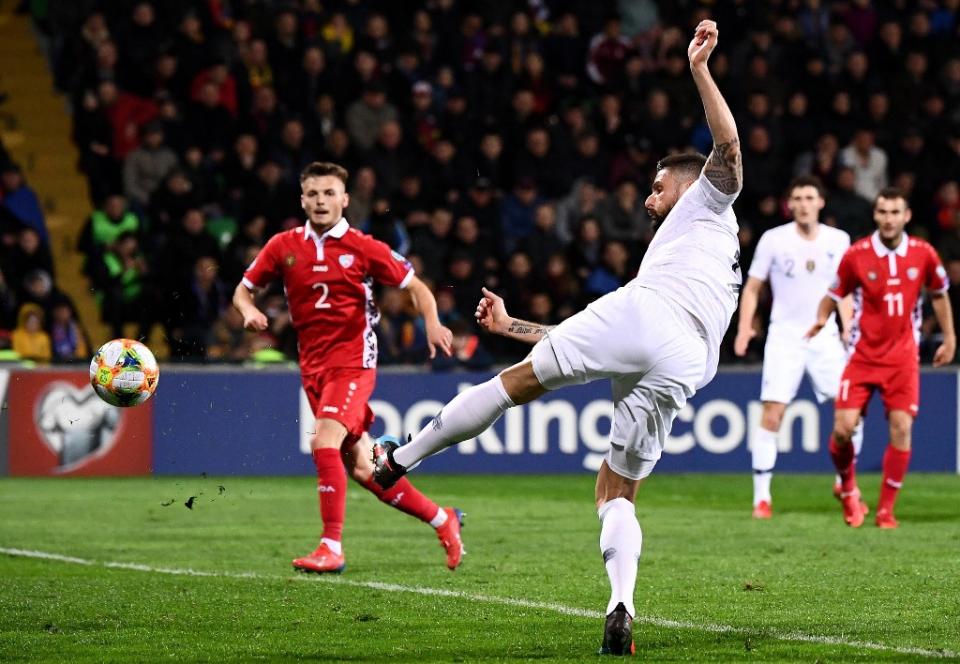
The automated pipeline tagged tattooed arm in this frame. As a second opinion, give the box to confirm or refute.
[475,287,555,345]
[688,20,743,195]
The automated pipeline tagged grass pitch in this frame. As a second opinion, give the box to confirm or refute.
[1,473,958,662]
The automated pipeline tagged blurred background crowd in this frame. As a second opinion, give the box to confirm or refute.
[1,0,959,368]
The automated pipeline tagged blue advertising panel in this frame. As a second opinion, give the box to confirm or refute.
[152,368,959,475]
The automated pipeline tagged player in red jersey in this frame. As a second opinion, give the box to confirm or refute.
[807,187,955,529]
[233,161,464,572]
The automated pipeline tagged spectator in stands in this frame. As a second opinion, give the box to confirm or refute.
[78,193,141,281]
[0,164,47,246]
[841,128,889,201]
[6,228,54,282]
[167,255,229,360]
[99,232,150,338]
[501,177,543,255]
[49,300,89,362]
[122,122,178,209]
[346,82,398,152]
[11,303,52,362]
[431,318,493,371]
[598,180,648,245]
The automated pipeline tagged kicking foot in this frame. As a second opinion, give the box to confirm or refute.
[372,436,408,489]
[839,488,865,528]
[292,542,346,574]
[436,507,465,570]
[875,508,899,529]
[833,483,869,515]
[598,602,635,656]
[752,500,772,519]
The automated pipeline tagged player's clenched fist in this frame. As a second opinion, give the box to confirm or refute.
[688,20,718,67]
[242,309,269,331]
[475,287,511,335]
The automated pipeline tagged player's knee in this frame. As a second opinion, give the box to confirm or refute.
[760,407,784,432]
[832,423,855,445]
[889,423,912,450]
[499,362,546,405]
[311,419,348,450]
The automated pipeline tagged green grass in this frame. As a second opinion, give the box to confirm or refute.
[1,473,958,662]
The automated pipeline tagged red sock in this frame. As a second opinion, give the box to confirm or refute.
[878,445,911,514]
[312,448,347,543]
[361,476,441,525]
[829,435,857,493]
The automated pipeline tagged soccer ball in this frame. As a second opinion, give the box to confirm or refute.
[89,338,160,407]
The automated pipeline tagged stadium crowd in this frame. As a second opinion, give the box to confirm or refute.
[1,0,959,366]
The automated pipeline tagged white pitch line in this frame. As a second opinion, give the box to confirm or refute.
[1,547,957,659]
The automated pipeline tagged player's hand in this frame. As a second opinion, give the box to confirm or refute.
[933,338,956,367]
[804,321,825,340]
[733,328,755,357]
[688,20,718,68]
[426,323,454,358]
[242,308,269,332]
[476,287,511,335]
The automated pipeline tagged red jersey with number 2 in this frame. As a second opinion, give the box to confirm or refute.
[828,232,948,366]
[242,219,414,373]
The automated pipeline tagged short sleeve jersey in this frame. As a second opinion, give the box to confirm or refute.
[748,222,850,340]
[828,232,948,366]
[633,172,741,387]
[243,219,414,373]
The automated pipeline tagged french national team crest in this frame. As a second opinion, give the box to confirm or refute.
[805,259,816,272]
[907,267,919,280]
[339,254,355,268]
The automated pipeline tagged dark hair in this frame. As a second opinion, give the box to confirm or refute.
[300,161,349,185]
[656,152,708,182]
[874,186,909,208]
[787,174,825,198]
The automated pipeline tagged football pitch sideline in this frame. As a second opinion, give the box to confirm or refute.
[1,474,958,662]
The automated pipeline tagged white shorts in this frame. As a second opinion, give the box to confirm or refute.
[530,285,708,481]
[760,330,846,404]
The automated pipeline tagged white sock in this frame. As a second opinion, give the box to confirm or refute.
[751,427,777,506]
[598,497,641,617]
[320,537,342,555]
[394,376,515,468]
[429,508,448,529]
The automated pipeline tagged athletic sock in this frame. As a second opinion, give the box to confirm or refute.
[360,475,443,525]
[829,435,857,493]
[834,422,865,487]
[751,427,777,506]
[394,376,515,468]
[598,497,642,618]
[312,448,346,546]
[878,444,911,514]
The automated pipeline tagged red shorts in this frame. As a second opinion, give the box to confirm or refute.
[302,367,376,446]
[835,358,919,417]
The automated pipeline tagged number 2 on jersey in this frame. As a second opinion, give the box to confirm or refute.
[313,282,331,309]
[883,292,903,317]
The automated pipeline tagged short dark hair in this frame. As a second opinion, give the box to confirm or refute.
[656,152,708,182]
[874,186,909,208]
[300,161,349,185]
[787,174,825,198]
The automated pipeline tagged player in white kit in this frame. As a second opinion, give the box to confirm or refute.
[734,175,861,518]
[373,21,741,656]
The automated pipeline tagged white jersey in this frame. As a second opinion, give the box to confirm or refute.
[632,172,741,386]
[748,222,850,341]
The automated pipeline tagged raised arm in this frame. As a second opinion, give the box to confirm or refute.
[476,287,554,345]
[688,20,742,195]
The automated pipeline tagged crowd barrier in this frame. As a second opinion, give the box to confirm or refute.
[2,367,957,476]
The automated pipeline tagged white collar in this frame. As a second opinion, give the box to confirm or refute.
[304,218,349,243]
[871,231,908,258]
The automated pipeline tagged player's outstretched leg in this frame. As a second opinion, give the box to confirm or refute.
[598,498,640,656]
[751,428,777,519]
[361,437,465,569]
[373,373,524,488]
[293,448,347,573]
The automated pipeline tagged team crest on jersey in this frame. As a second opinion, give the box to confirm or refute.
[907,267,919,280]
[339,254,355,268]
[867,271,878,281]
[805,260,816,273]
[284,254,296,267]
